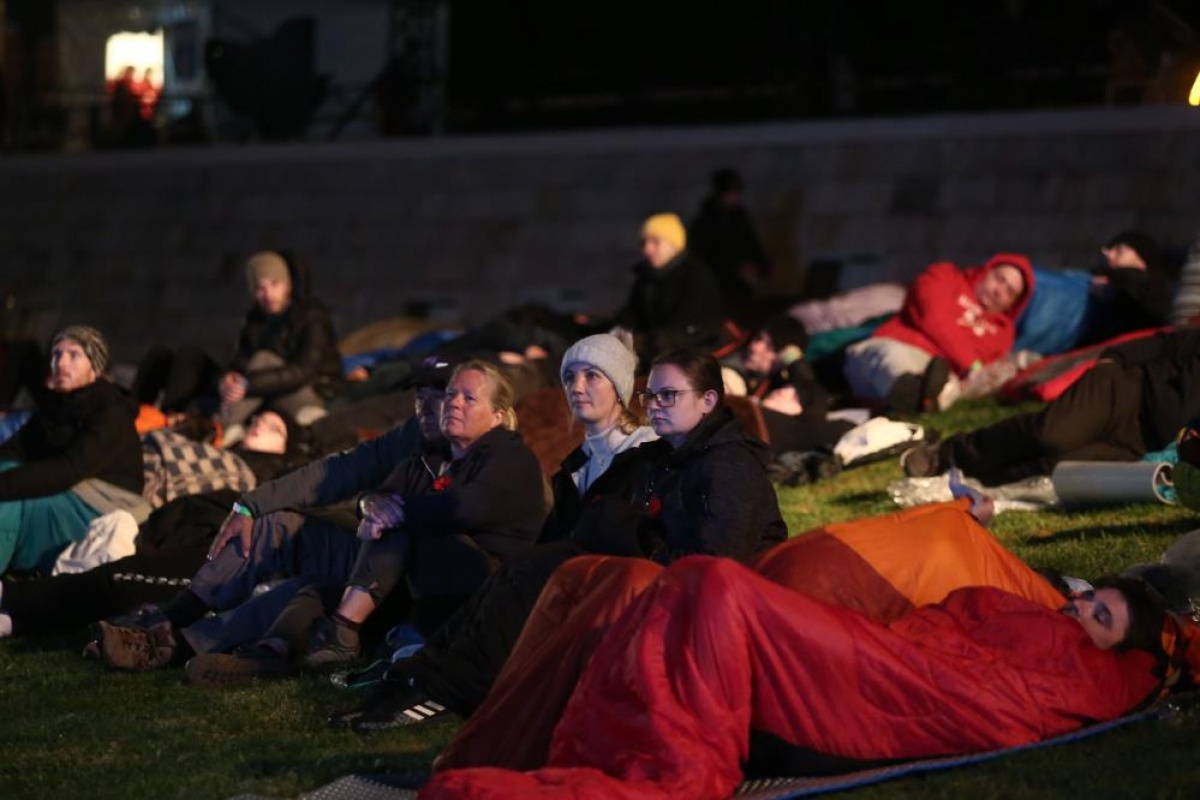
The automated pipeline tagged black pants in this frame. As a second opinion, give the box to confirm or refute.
[941,361,1147,486]
[397,540,588,716]
[258,532,500,659]
[762,410,854,455]
[2,544,207,636]
[133,345,221,412]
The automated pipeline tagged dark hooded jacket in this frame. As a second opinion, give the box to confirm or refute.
[0,379,142,500]
[229,253,343,400]
[634,405,786,564]
[613,251,726,363]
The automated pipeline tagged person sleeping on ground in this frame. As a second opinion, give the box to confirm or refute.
[902,327,1200,485]
[420,559,1165,800]
[429,500,1192,776]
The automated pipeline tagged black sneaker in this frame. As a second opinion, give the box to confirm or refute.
[900,442,944,478]
[302,616,361,671]
[348,681,452,733]
[184,643,290,689]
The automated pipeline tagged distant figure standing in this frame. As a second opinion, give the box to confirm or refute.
[688,168,771,302]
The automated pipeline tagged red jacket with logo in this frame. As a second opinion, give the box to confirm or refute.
[874,254,1035,376]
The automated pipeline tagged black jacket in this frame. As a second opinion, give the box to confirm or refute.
[571,410,787,566]
[540,442,655,547]
[689,197,770,297]
[1079,266,1175,347]
[395,427,548,561]
[613,251,727,363]
[1105,328,1200,449]
[230,255,343,399]
[0,379,142,500]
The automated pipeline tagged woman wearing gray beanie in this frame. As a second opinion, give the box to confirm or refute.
[556,332,657,494]
[327,331,657,730]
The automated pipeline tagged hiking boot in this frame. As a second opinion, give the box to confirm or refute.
[184,643,290,689]
[900,442,944,478]
[301,616,361,671]
[94,617,177,671]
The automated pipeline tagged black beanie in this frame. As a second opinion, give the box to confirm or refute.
[1106,230,1163,273]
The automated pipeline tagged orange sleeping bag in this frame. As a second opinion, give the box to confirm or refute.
[433,500,1067,773]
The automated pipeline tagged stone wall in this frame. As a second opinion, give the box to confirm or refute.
[2,106,1199,363]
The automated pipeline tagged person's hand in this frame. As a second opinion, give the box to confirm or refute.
[219,371,248,405]
[207,509,254,560]
[497,351,525,365]
[761,386,803,416]
[357,493,406,541]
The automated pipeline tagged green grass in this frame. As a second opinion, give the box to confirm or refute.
[3,396,1200,798]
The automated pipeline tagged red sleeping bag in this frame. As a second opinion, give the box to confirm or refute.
[424,558,1158,800]
[432,502,1067,776]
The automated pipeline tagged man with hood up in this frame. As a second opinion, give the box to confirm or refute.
[844,254,1035,413]
[218,251,343,439]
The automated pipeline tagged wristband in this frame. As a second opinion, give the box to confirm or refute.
[232,501,254,518]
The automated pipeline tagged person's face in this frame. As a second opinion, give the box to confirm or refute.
[253,277,292,315]
[1101,243,1147,271]
[644,363,718,446]
[976,264,1025,314]
[562,361,621,430]
[642,235,680,269]
[48,339,97,393]
[1062,588,1131,650]
[242,411,288,454]
[414,386,447,442]
[441,369,505,451]
[741,334,777,377]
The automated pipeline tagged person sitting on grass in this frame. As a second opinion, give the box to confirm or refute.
[0,411,300,640]
[323,348,786,732]
[92,361,546,674]
[183,331,658,690]
[843,253,1034,413]
[0,326,144,575]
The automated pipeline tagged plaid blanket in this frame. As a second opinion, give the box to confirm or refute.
[142,429,257,509]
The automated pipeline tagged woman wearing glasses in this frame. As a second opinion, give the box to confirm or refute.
[331,346,785,731]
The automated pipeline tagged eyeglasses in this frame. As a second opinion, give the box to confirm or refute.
[636,388,701,408]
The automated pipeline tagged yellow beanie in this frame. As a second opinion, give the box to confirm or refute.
[641,213,686,251]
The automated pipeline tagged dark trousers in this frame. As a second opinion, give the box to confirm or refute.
[3,544,207,636]
[942,362,1146,486]
[399,540,588,716]
[263,531,500,654]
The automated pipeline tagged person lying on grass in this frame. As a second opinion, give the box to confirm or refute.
[422,498,1193,797]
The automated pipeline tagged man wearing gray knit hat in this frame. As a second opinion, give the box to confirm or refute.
[48,325,109,391]
[559,332,638,409]
[0,324,144,581]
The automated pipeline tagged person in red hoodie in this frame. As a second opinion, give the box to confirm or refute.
[844,254,1034,413]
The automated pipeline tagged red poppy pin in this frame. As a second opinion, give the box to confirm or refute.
[646,495,663,518]
[432,476,452,492]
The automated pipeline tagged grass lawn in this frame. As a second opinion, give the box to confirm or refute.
[3,397,1200,799]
